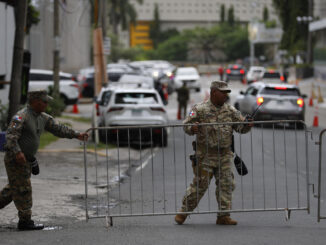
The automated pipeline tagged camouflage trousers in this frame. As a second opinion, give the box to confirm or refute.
[180,154,235,217]
[0,153,32,221]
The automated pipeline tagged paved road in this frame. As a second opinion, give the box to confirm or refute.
[1,75,326,244]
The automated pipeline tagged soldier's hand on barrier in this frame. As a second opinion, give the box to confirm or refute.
[77,132,89,141]
[191,123,199,134]
[30,158,40,175]
[245,115,254,127]
[16,152,26,164]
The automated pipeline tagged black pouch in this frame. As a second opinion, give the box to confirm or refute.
[26,156,40,175]
[234,154,248,176]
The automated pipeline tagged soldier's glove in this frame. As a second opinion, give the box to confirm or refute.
[245,115,253,122]
[29,157,40,175]
[234,154,248,176]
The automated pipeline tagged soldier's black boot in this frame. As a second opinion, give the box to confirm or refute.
[18,220,44,231]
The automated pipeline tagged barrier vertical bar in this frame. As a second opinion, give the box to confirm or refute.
[173,126,177,212]
[139,128,143,214]
[295,124,300,207]
[272,124,278,209]
[162,127,166,213]
[105,129,110,218]
[283,124,289,209]
[261,124,266,209]
[117,129,121,215]
[128,128,132,215]
[83,136,89,221]
[150,128,155,214]
[250,128,254,209]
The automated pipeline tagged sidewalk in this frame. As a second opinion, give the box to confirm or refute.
[296,77,326,128]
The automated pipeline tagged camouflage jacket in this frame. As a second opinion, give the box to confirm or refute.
[5,106,79,156]
[183,100,251,156]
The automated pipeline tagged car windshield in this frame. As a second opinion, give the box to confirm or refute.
[115,93,158,104]
[261,87,300,96]
[263,72,280,78]
[176,68,197,76]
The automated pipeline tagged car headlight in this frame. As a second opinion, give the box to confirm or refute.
[152,71,159,78]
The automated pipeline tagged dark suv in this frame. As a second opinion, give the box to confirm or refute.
[225,64,246,83]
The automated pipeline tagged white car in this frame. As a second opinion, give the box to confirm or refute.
[29,69,79,105]
[173,67,201,92]
[246,66,265,84]
[96,85,169,146]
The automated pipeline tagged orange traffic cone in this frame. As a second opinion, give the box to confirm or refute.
[309,97,314,107]
[313,106,319,127]
[72,104,79,114]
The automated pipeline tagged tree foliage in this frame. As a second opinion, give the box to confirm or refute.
[149,3,161,49]
[273,0,309,60]
[263,6,269,22]
[108,0,143,35]
[227,5,235,26]
[220,4,225,23]
[26,0,40,34]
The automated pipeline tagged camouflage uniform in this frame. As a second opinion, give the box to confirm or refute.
[177,85,189,119]
[181,99,251,217]
[0,92,79,222]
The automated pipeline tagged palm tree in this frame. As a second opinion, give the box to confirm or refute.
[108,0,143,35]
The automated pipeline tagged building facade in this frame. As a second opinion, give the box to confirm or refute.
[126,0,278,48]
[29,0,92,73]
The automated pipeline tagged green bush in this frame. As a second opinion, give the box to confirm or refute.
[45,86,65,117]
[0,100,8,131]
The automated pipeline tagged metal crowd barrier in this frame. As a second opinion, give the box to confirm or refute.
[83,120,310,226]
[317,129,326,222]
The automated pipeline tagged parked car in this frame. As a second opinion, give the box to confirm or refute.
[225,64,246,83]
[96,85,169,146]
[246,66,265,84]
[260,70,285,83]
[29,69,79,105]
[173,67,201,92]
[234,82,306,127]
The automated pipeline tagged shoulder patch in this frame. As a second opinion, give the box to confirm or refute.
[13,115,23,122]
[189,110,196,117]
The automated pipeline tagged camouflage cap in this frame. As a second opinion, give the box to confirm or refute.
[28,90,53,102]
[210,81,231,93]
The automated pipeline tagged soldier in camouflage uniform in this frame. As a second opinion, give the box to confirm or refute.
[176,81,190,119]
[175,81,253,225]
[0,90,88,230]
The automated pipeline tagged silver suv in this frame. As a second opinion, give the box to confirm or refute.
[96,84,169,146]
[234,82,307,124]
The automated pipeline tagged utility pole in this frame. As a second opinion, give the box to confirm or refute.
[102,0,107,38]
[7,0,28,124]
[53,0,60,99]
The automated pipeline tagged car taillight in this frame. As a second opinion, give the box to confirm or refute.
[269,70,275,73]
[226,69,231,74]
[280,75,285,81]
[233,65,238,69]
[70,83,79,89]
[240,69,245,74]
[108,107,123,112]
[274,86,287,90]
[96,103,100,116]
[83,83,89,88]
[150,107,166,113]
[153,128,162,134]
[297,98,304,107]
[257,97,264,105]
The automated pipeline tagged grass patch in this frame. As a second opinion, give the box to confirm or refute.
[60,115,92,124]
[82,141,116,150]
[39,132,58,149]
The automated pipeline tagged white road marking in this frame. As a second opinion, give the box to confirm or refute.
[135,147,159,172]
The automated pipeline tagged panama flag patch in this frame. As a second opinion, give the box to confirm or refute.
[189,110,196,117]
[13,115,22,122]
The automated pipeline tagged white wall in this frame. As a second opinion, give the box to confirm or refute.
[0,2,15,105]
